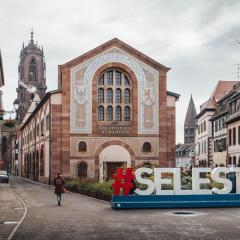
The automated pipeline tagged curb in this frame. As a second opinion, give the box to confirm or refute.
[14,175,110,205]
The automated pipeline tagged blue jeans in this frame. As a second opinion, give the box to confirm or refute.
[56,193,62,205]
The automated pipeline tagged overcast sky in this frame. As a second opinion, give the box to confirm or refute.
[1,0,240,142]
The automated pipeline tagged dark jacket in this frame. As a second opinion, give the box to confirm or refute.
[54,176,65,194]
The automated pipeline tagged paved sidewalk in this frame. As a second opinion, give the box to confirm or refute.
[4,176,240,240]
[0,183,24,240]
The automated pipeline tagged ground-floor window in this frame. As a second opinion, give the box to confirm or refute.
[77,162,87,179]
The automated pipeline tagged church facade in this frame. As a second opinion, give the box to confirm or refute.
[18,38,179,182]
[58,38,179,181]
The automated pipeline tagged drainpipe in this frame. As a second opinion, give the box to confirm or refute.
[34,114,37,181]
[48,97,51,185]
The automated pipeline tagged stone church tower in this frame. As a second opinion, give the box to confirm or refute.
[16,30,47,121]
[184,95,197,144]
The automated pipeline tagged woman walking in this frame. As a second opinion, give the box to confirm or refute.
[54,173,65,206]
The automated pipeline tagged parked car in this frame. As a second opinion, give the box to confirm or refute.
[0,170,9,183]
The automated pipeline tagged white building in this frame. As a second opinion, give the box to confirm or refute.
[195,81,238,167]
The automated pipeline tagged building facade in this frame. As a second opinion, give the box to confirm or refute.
[59,38,179,181]
[16,31,47,122]
[226,82,240,167]
[19,91,61,183]
[18,38,179,183]
[175,144,194,171]
[195,81,238,167]
[210,94,230,167]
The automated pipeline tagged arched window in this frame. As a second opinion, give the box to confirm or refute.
[115,88,121,103]
[233,156,236,166]
[124,89,130,103]
[78,141,87,152]
[107,71,113,85]
[115,71,122,85]
[124,106,130,121]
[97,69,132,123]
[143,142,151,152]
[98,88,104,103]
[98,106,104,121]
[107,88,113,103]
[115,106,122,121]
[107,106,113,121]
[98,75,104,85]
[29,58,37,81]
[124,76,130,85]
[77,162,87,179]
[228,157,232,166]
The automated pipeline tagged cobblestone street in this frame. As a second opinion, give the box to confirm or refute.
[0,176,240,240]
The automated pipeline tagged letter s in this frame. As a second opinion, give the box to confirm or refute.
[135,168,155,195]
[211,167,232,194]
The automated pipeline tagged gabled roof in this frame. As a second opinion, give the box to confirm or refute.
[21,90,62,130]
[200,80,239,110]
[60,38,170,71]
[21,94,41,126]
[0,50,4,87]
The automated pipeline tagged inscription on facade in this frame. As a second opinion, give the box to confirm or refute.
[97,125,131,135]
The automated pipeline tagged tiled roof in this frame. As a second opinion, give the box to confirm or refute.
[201,80,239,110]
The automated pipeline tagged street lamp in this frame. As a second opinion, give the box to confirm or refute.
[13,99,19,111]
[12,99,19,175]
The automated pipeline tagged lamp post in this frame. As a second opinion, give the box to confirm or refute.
[13,99,19,175]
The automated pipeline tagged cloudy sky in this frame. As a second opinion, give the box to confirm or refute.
[1,0,240,142]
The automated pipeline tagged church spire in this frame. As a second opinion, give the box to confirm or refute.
[184,94,197,144]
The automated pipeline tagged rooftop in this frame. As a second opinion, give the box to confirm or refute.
[200,80,239,111]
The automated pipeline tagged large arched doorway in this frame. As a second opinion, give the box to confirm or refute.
[77,162,87,179]
[99,145,131,182]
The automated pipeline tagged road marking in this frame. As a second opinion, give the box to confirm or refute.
[7,191,28,240]
[4,221,18,225]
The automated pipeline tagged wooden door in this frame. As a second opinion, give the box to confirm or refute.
[107,162,123,180]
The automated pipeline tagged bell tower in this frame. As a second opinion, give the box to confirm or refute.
[16,30,47,121]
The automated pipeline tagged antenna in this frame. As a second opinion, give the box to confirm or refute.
[229,64,240,81]
[234,64,240,81]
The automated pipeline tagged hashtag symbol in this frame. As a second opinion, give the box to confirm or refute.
[112,168,135,196]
